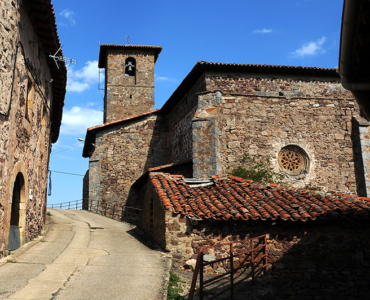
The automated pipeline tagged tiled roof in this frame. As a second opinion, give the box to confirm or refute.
[150,173,370,221]
[82,109,160,158]
[197,61,337,72]
[99,44,163,67]
[161,61,340,114]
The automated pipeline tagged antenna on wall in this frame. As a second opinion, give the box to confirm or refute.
[47,46,77,69]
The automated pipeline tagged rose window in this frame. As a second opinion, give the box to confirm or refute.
[278,146,309,176]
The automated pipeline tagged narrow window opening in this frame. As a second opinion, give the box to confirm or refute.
[149,198,154,234]
[130,95,132,99]
[25,75,34,121]
[41,104,47,133]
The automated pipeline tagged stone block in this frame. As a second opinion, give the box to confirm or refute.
[192,121,203,129]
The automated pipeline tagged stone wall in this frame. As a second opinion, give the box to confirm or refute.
[0,2,54,256]
[166,75,205,163]
[139,179,167,249]
[193,74,361,194]
[148,203,370,300]
[104,49,156,122]
[88,114,167,208]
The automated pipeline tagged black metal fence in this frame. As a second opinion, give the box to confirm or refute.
[47,199,83,210]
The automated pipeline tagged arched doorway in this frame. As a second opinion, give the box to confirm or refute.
[8,173,24,250]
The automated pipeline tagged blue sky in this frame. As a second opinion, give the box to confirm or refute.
[47,0,344,205]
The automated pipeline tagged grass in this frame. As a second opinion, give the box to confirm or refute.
[47,211,52,216]
[30,233,39,241]
[304,186,320,191]
[7,259,17,263]
[168,271,184,300]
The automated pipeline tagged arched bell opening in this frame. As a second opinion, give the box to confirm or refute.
[125,57,136,77]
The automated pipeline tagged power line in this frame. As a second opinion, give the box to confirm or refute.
[51,142,81,154]
[49,170,85,176]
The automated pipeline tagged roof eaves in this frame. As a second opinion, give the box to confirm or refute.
[98,44,163,68]
[27,0,67,143]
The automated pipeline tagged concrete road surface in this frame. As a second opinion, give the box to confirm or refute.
[0,209,171,300]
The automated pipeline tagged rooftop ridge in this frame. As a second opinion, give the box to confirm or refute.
[87,109,160,132]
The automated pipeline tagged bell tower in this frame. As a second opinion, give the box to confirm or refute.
[98,44,162,123]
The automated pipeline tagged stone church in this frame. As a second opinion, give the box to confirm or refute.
[82,43,370,211]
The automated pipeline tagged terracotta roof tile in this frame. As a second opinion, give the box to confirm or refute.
[150,173,370,221]
[87,109,160,131]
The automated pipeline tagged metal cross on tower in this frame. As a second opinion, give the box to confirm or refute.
[125,35,132,45]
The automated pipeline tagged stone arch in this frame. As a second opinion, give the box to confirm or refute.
[5,161,28,250]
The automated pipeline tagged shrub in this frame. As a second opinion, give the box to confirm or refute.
[230,153,282,183]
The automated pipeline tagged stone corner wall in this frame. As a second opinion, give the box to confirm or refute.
[0,2,55,256]
[88,114,169,210]
[192,91,222,178]
[166,74,206,164]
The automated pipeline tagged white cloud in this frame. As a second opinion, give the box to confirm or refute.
[59,9,76,26]
[60,106,103,136]
[74,61,100,84]
[56,155,76,160]
[253,28,272,34]
[67,60,102,93]
[155,75,177,82]
[291,37,327,58]
[156,76,168,81]
[67,80,90,92]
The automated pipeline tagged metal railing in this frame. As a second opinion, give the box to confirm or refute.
[188,235,268,300]
[47,199,83,210]
[88,199,141,225]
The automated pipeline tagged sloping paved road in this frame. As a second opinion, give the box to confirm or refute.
[0,209,171,300]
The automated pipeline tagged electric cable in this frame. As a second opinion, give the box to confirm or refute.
[48,170,84,176]
[50,142,81,154]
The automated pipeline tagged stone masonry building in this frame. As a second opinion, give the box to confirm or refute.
[0,0,66,256]
[80,40,370,299]
[82,43,370,212]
